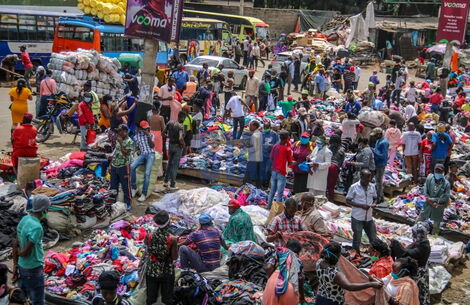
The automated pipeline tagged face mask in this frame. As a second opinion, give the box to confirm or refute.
[41,211,47,220]
[300,137,309,145]
[391,268,409,279]
[84,97,92,102]
[263,128,270,133]
[434,173,444,180]
[317,144,323,149]
[370,256,379,262]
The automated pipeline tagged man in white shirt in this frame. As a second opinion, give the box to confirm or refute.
[245,70,259,112]
[401,122,421,184]
[157,77,176,123]
[353,63,361,90]
[224,93,249,140]
[346,169,378,252]
[341,112,360,142]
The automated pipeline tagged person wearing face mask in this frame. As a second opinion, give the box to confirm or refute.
[390,221,432,305]
[261,121,279,188]
[12,195,50,305]
[347,138,375,183]
[418,164,450,234]
[346,169,379,253]
[267,131,294,209]
[292,132,314,194]
[290,107,309,141]
[306,136,332,196]
[381,258,420,305]
[78,92,95,151]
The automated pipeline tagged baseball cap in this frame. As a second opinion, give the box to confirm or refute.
[316,136,326,144]
[301,89,309,95]
[99,271,120,290]
[117,124,128,132]
[434,163,444,172]
[139,121,150,129]
[300,132,310,138]
[228,199,241,209]
[287,95,293,101]
[30,195,50,213]
[198,213,213,225]
[298,107,307,115]
[23,112,33,121]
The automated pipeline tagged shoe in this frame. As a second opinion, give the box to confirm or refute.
[132,189,138,197]
[138,194,146,202]
[126,205,132,210]
[170,185,178,191]
[163,182,169,188]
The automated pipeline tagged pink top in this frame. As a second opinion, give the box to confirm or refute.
[40,78,57,96]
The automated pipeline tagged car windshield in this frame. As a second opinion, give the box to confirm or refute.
[189,57,219,67]
[256,26,268,39]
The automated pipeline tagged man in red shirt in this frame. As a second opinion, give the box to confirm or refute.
[19,46,33,90]
[78,92,95,151]
[429,87,443,114]
[11,113,38,168]
[267,130,295,208]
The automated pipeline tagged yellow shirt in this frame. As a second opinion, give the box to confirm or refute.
[462,104,470,112]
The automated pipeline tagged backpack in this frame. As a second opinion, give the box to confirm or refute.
[189,90,204,107]
[174,270,211,305]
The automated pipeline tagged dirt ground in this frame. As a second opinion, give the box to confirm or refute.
[0,63,469,304]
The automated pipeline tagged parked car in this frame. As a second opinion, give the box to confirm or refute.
[271,51,310,75]
[184,55,248,89]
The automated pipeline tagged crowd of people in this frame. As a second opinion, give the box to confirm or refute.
[4,39,468,305]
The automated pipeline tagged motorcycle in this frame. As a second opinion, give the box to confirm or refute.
[34,92,80,143]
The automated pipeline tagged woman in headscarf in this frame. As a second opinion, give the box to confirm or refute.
[263,240,305,305]
[9,78,32,129]
[306,136,332,196]
[390,220,432,305]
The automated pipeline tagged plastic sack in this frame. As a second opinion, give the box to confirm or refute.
[265,201,284,226]
[357,109,386,127]
[76,215,97,229]
[151,192,182,214]
[203,203,230,228]
[429,265,451,294]
[46,211,77,233]
[242,205,269,226]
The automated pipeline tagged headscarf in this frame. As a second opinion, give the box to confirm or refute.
[411,220,433,242]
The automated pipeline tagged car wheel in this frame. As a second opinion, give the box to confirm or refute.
[239,76,247,90]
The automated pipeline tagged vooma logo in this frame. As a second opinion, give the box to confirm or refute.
[132,15,168,27]
[444,2,467,8]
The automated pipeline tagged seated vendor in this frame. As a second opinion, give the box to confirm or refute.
[381,258,420,305]
[297,193,329,235]
[222,199,256,244]
[11,112,38,168]
[179,213,228,273]
[92,271,130,305]
[368,239,394,279]
[266,199,305,244]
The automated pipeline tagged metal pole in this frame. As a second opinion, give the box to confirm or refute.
[139,39,159,105]
[240,0,244,16]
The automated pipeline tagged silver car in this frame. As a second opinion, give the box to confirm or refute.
[184,55,248,89]
[271,51,310,75]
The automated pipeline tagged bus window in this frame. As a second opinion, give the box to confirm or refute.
[242,26,254,39]
[37,16,55,41]
[58,25,94,42]
[18,15,36,41]
[0,14,18,40]
[101,33,116,51]
[181,28,216,41]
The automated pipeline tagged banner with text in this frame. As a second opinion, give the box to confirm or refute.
[125,0,183,43]
[436,0,469,43]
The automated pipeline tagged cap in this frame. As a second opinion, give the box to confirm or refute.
[301,89,309,95]
[30,194,50,213]
[287,95,293,101]
[117,124,128,132]
[298,107,307,115]
[198,213,213,225]
[368,82,374,87]
[99,271,120,290]
[228,199,241,209]
[139,120,150,129]
[349,66,355,72]
[434,163,445,172]
[300,132,311,138]
[153,209,170,228]
[23,112,33,121]
[37,66,45,72]
[316,136,326,144]
[84,80,92,87]
[370,127,383,135]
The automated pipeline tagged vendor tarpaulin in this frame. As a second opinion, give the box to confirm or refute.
[298,10,338,33]
[346,14,368,48]
[375,17,438,32]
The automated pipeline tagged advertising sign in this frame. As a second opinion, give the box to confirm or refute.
[125,0,183,43]
[436,0,470,43]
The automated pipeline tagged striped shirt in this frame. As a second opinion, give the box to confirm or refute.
[187,226,222,267]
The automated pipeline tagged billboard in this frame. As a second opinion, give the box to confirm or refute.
[124,0,183,43]
[436,0,470,43]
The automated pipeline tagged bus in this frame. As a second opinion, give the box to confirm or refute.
[172,17,232,62]
[0,7,81,69]
[52,16,168,68]
[183,9,269,41]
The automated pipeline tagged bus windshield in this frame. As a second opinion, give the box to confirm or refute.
[180,28,217,41]
[256,26,268,39]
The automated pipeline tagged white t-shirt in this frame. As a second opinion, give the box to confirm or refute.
[342,119,360,140]
[226,96,245,118]
[404,104,417,120]
[158,84,175,106]
[401,131,421,156]
[406,87,418,103]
